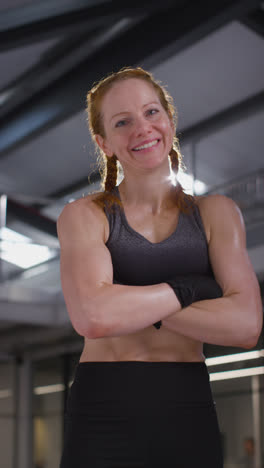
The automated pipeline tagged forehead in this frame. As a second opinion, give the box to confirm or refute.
[101,78,160,120]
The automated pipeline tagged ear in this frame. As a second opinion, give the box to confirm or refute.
[95,134,114,157]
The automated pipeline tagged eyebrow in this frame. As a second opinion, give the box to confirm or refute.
[110,101,160,122]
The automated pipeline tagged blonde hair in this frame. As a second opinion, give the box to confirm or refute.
[86,67,194,212]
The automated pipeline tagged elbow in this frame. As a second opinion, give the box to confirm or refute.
[240,315,263,350]
[79,285,115,339]
[235,292,263,349]
[248,325,263,350]
[71,316,96,339]
[69,300,102,339]
[241,334,260,350]
[63,283,112,339]
[77,298,111,339]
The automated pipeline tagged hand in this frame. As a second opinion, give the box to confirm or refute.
[166,274,223,309]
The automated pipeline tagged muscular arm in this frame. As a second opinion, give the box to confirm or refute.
[162,195,263,349]
[57,198,180,339]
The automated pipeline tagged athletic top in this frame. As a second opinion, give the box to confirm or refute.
[104,185,213,286]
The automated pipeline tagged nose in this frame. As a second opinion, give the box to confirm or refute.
[134,115,152,137]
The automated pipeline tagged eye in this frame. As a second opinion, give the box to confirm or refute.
[146,108,159,116]
[115,119,128,128]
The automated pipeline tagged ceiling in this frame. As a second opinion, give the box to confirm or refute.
[0,0,264,359]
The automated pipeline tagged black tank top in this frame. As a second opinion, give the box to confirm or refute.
[104,185,213,286]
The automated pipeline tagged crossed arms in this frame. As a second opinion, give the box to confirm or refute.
[57,194,263,349]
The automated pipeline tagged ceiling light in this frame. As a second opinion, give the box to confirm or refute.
[0,380,75,399]
[0,226,30,243]
[0,389,12,399]
[34,384,65,395]
[206,349,264,366]
[0,227,56,269]
[210,366,264,381]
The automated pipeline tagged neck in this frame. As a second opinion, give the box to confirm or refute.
[118,169,178,214]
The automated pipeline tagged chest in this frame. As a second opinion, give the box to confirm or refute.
[106,202,212,286]
[124,206,180,244]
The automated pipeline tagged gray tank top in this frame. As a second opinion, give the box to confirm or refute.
[104,185,213,286]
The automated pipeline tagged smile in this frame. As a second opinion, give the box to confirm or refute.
[132,139,160,151]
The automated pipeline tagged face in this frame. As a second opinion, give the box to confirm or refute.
[95,78,175,172]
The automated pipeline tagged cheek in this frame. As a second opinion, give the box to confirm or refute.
[160,119,174,144]
[112,135,130,155]
[157,114,172,131]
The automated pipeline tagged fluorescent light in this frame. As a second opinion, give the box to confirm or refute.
[1,241,56,269]
[0,382,73,399]
[0,227,56,269]
[34,380,74,395]
[0,389,12,399]
[34,384,65,395]
[0,227,30,243]
[210,366,264,381]
[206,350,264,366]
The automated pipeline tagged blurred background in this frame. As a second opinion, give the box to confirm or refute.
[0,1,263,467]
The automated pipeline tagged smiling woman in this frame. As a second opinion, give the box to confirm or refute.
[86,67,194,214]
[58,67,262,468]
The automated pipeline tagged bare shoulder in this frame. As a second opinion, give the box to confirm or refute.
[57,192,101,227]
[57,192,108,244]
[195,193,239,210]
[194,194,245,242]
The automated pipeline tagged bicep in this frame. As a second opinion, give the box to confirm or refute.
[57,202,114,336]
[206,196,259,299]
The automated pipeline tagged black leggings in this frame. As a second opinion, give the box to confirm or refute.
[60,361,223,468]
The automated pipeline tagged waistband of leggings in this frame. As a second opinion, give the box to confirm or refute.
[76,361,208,373]
[77,360,207,370]
[70,361,213,406]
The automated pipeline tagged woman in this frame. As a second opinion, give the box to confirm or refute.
[58,67,262,467]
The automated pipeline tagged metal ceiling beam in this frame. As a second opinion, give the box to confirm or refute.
[0,0,164,51]
[140,0,261,68]
[0,1,177,117]
[0,0,260,159]
[180,89,264,145]
[240,6,264,38]
[7,199,57,237]
[0,16,145,125]
[49,169,101,201]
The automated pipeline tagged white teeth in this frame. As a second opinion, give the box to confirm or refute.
[133,140,158,151]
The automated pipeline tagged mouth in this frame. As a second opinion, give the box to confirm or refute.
[132,139,160,152]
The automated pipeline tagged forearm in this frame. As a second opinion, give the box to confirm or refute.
[162,294,262,348]
[90,282,181,338]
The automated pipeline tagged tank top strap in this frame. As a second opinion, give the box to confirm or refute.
[192,203,208,244]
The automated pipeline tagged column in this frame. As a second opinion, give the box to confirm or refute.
[14,354,33,468]
[252,374,262,468]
